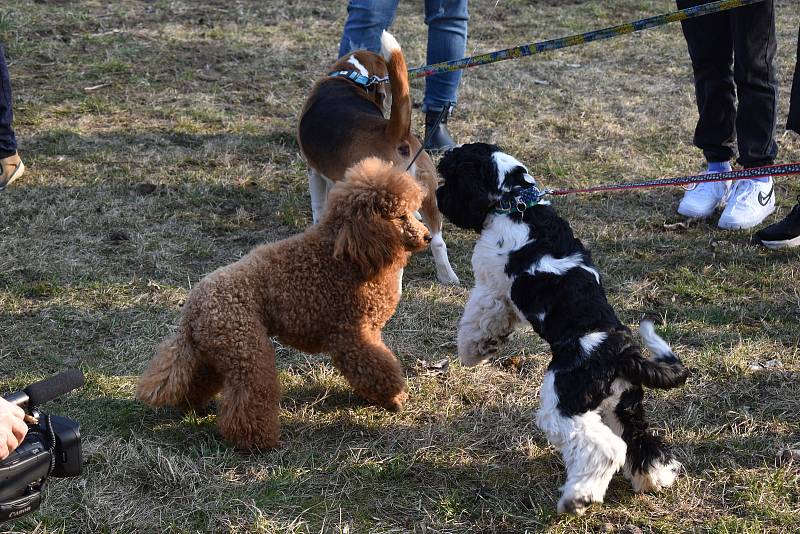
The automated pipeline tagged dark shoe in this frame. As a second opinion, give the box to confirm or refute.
[0,152,25,192]
[424,111,456,154]
[754,196,800,249]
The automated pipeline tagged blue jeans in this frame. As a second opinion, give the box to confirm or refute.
[0,44,17,158]
[339,0,468,113]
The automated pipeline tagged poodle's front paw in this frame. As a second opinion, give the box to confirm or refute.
[234,438,282,452]
[378,389,408,412]
[223,427,281,451]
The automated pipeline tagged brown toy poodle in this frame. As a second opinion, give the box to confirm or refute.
[136,158,431,449]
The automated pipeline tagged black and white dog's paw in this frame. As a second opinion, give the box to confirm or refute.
[627,458,683,493]
[557,494,594,515]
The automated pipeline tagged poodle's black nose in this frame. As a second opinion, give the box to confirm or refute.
[424,234,432,243]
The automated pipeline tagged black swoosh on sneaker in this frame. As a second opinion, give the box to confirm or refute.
[758,184,774,206]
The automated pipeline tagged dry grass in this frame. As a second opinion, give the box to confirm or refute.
[1,0,799,532]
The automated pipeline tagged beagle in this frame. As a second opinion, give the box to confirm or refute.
[298,31,459,285]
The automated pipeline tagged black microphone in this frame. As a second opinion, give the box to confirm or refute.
[3,369,85,409]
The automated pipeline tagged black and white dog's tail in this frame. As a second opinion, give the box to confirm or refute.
[619,321,690,390]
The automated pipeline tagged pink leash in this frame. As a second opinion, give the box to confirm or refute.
[542,162,800,198]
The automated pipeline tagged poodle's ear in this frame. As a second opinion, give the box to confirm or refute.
[334,217,399,279]
[328,158,410,278]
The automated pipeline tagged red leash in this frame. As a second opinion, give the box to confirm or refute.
[543,162,800,197]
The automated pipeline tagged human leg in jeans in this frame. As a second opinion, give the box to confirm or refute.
[338,0,399,57]
[676,0,777,229]
[0,43,24,191]
[339,0,467,153]
[422,0,468,153]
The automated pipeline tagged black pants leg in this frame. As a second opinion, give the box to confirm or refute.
[0,43,17,159]
[788,26,800,135]
[677,0,778,168]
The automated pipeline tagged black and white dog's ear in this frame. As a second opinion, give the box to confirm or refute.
[436,145,464,185]
[436,160,494,232]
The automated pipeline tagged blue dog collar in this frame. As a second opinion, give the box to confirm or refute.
[494,185,546,215]
[328,70,388,91]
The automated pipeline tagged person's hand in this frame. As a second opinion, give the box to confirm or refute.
[0,397,28,460]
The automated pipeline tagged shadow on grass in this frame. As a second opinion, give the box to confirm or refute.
[24,128,300,162]
[676,370,800,465]
[45,355,797,530]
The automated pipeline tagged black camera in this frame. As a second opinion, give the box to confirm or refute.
[0,369,84,522]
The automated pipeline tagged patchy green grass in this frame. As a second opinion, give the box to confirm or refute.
[1,0,799,532]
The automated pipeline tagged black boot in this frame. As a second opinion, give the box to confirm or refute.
[424,110,456,154]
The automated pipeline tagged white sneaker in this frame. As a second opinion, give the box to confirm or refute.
[677,175,732,218]
[718,178,776,230]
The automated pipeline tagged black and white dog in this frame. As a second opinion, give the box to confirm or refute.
[436,143,690,515]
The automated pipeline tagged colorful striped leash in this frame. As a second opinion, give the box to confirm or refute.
[407,0,765,79]
[541,162,800,198]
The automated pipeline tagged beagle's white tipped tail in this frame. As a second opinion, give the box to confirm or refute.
[380,30,401,60]
[379,30,411,143]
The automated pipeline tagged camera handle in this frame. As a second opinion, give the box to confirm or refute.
[39,413,57,477]
[0,426,52,522]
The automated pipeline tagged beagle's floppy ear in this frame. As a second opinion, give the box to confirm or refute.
[327,158,410,279]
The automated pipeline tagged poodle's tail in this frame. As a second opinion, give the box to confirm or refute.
[619,321,690,390]
[380,30,411,144]
[136,327,209,409]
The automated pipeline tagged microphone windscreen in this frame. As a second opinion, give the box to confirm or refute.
[24,369,85,406]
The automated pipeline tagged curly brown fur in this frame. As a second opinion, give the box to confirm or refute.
[136,158,430,449]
